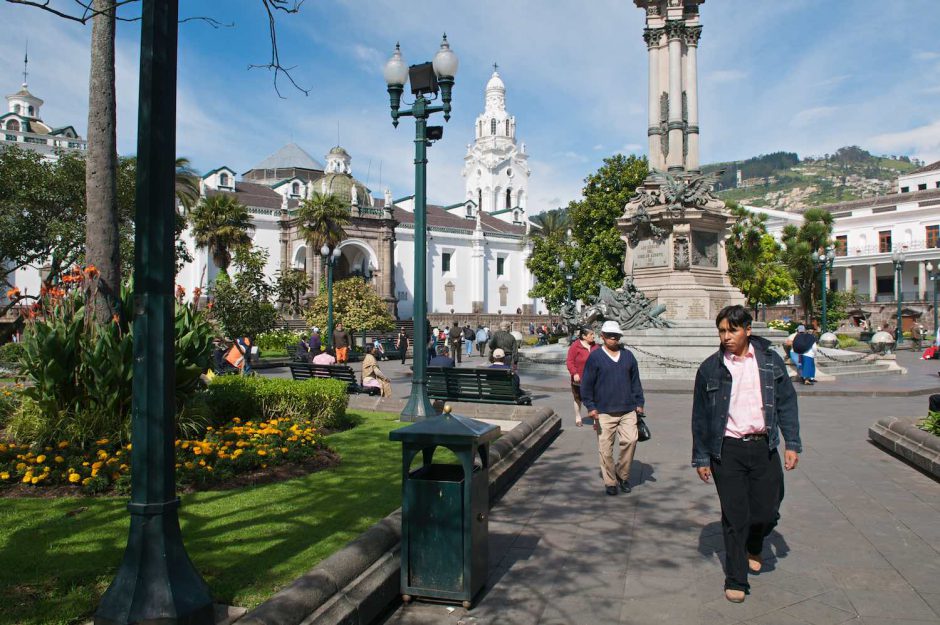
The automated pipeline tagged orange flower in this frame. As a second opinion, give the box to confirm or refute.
[5,287,20,298]
[112,314,121,324]
[84,265,98,278]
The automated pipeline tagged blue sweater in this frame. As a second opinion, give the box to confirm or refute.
[580,347,645,414]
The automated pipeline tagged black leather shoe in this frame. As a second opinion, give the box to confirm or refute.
[605,485,618,496]
[618,479,632,493]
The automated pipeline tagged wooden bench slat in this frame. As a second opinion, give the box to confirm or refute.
[426,367,530,405]
[288,363,380,395]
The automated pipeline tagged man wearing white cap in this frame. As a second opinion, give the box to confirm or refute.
[490,347,525,399]
[580,320,645,496]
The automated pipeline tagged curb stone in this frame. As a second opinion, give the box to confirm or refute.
[869,416,940,479]
[236,406,560,625]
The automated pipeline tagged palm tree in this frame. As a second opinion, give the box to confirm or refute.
[188,194,254,274]
[530,208,570,239]
[175,157,201,212]
[296,191,350,251]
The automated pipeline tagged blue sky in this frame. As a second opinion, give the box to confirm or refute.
[1,0,939,211]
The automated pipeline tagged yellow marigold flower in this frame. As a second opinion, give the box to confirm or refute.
[96,438,110,446]
[97,450,108,460]
[126,443,132,450]
[54,456,64,463]
[198,460,206,467]
[44,446,52,452]
[193,447,202,455]
[181,442,190,449]
[15,462,25,471]
[22,472,32,483]
[82,461,90,467]
[91,468,99,477]
[35,454,47,464]
[257,450,267,456]
[82,477,92,486]
[58,441,69,449]
[261,463,267,469]
[92,461,104,470]
[0,472,9,480]
[281,447,289,454]
[0,444,7,453]
[233,449,243,458]
[205,466,213,472]
[30,476,40,484]
[184,462,194,470]
[120,464,128,471]
[232,418,241,424]
[68,473,81,483]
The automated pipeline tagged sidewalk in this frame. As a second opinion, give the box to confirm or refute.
[368,355,940,624]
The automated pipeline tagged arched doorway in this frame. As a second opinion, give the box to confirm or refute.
[335,240,378,283]
[293,245,307,272]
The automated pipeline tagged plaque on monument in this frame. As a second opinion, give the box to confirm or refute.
[633,239,669,269]
[691,231,719,267]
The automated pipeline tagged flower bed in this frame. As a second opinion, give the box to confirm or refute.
[0,415,329,494]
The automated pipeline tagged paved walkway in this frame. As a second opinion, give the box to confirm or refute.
[358,351,940,625]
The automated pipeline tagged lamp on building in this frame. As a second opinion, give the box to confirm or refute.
[321,244,342,349]
[892,249,906,344]
[384,34,459,422]
[927,261,939,339]
[811,246,836,331]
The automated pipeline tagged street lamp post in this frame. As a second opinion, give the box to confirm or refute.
[384,36,459,422]
[95,2,214,623]
[321,244,342,349]
[892,250,906,345]
[558,259,580,310]
[811,246,836,331]
[927,262,939,339]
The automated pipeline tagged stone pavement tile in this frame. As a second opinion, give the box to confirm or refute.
[827,565,912,591]
[742,610,816,625]
[781,592,858,625]
[703,588,809,623]
[619,589,727,625]
[538,594,623,625]
[750,569,839,599]
[854,618,940,625]
[843,589,938,620]
[921,594,940,617]
[878,550,940,594]
[547,559,629,600]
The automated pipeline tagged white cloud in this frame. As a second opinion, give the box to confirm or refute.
[351,44,383,74]
[790,106,839,129]
[593,144,605,151]
[868,119,940,165]
[620,143,643,154]
[913,51,940,61]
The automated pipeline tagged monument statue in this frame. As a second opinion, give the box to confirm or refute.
[563,277,673,332]
[620,0,744,320]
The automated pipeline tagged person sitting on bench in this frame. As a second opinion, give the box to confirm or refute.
[312,347,336,365]
[429,344,456,368]
[489,348,525,398]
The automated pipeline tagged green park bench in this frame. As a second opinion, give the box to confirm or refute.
[288,363,380,395]
[377,337,404,361]
[426,366,532,405]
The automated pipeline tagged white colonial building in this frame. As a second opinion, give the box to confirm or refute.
[175,68,545,319]
[752,161,940,330]
[1,74,86,159]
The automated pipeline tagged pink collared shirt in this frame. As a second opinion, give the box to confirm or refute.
[723,344,766,438]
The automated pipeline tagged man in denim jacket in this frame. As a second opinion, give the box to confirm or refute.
[691,305,801,604]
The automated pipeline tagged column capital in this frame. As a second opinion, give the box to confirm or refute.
[684,25,702,46]
[664,19,685,40]
[643,27,664,48]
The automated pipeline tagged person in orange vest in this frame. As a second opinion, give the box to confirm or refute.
[333,323,352,364]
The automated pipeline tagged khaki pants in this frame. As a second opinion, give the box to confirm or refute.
[596,411,638,487]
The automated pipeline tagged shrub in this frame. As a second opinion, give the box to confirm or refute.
[835,334,858,348]
[0,384,22,428]
[0,342,25,367]
[768,319,798,333]
[256,329,301,354]
[204,375,350,430]
[921,411,940,437]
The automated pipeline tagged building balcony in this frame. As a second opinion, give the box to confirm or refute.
[838,239,940,260]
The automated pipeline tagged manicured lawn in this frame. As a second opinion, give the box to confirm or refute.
[0,410,404,625]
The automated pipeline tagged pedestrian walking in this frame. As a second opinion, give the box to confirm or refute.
[580,320,644,496]
[792,325,816,385]
[463,324,475,358]
[449,321,463,364]
[428,344,456,368]
[475,325,489,358]
[566,326,599,427]
[488,321,518,369]
[333,322,352,363]
[396,326,409,365]
[309,327,322,355]
[691,305,801,604]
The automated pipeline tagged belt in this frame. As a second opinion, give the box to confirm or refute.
[726,433,768,442]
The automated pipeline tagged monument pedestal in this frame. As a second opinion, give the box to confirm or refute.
[619,173,744,320]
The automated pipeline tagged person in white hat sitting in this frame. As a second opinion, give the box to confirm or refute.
[580,320,645,496]
[489,347,525,399]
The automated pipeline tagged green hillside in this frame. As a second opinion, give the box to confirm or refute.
[703,146,919,211]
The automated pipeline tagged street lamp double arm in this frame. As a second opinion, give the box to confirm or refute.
[384,36,459,421]
[892,250,906,344]
[811,246,836,331]
[321,244,341,349]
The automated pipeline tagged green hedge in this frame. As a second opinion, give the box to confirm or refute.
[205,376,350,430]
[0,341,25,366]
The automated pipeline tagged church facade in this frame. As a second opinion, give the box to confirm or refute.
[178,68,546,319]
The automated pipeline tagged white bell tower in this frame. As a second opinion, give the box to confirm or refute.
[462,65,530,224]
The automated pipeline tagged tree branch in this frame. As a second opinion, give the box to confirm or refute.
[248,0,309,98]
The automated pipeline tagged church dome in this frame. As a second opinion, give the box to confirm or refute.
[485,70,505,93]
[328,146,350,158]
[318,172,374,208]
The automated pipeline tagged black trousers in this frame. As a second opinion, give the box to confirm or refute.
[710,437,784,592]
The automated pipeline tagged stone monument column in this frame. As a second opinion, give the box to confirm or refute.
[644,27,664,172]
[470,219,485,313]
[684,25,702,171]
[665,18,685,172]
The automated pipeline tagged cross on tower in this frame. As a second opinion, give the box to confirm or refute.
[22,42,29,86]
[493,62,498,73]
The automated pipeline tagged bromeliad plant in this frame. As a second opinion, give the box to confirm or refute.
[7,267,214,447]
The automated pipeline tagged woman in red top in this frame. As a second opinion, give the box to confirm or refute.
[566,326,599,427]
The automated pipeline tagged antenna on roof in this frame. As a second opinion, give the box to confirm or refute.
[378,161,383,189]
[23,40,29,86]
[365,159,372,188]
[336,121,340,147]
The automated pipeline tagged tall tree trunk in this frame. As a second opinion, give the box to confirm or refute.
[85,0,120,322]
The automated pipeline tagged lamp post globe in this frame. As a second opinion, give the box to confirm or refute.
[387,36,458,421]
[892,251,905,344]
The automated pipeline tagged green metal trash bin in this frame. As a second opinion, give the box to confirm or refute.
[389,405,501,608]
